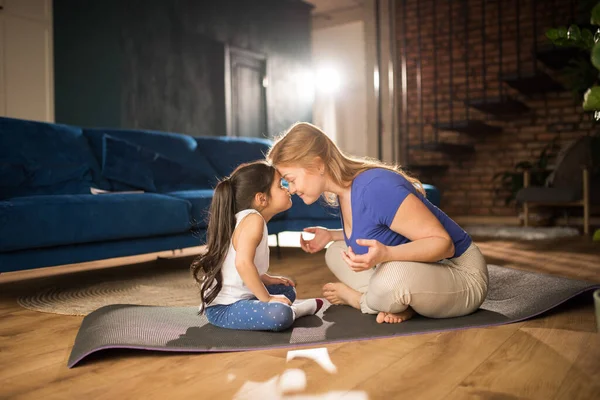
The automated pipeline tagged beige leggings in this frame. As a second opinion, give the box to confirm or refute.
[325,241,489,318]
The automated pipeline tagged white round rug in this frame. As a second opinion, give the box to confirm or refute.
[464,225,580,240]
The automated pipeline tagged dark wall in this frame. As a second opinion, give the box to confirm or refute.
[54,0,313,136]
[54,1,123,128]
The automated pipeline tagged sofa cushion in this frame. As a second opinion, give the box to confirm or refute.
[0,193,192,252]
[268,218,342,235]
[165,189,287,230]
[84,128,219,189]
[423,184,441,208]
[151,156,215,192]
[164,190,214,228]
[0,232,202,273]
[285,195,339,220]
[102,135,157,191]
[102,135,218,192]
[0,162,27,189]
[195,136,272,177]
[85,127,198,162]
[0,117,109,198]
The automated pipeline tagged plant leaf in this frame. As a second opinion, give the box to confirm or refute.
[582,28,595,49]
[554,38,569,46]
[592,42,600,70]
[557,26,568,38]
[568,24,582,41]
[591,2,600,25]
[583,86,600,110]
[546,28,560,40]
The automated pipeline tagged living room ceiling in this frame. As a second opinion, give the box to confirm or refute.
[304,0,364,16]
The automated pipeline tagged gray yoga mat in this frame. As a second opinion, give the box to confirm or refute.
[67,265,599,368]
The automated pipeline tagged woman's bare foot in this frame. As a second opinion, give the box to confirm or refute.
[322,282,361,310]
[376,307,415,324]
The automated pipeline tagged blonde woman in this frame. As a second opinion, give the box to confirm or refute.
[266,122,488,324]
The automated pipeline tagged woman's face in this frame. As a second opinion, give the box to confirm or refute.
[276,165,324,205]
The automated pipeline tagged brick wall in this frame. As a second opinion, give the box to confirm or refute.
[397,0,595,218]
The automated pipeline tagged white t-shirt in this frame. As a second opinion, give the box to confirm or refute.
[205,209,270,307]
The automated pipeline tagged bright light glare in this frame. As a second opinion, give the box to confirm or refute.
[315,66,341,94]
[296,70,315,103]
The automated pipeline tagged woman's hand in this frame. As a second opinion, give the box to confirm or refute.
[268,294,292,306]
[341,239,389,272]
[262,274,295,287]
[300,227,333,253]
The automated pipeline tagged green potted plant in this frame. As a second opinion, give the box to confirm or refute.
[546,2,600,118]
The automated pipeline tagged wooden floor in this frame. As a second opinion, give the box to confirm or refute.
[1,237,599,399]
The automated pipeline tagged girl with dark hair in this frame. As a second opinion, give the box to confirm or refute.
[191,160,323,331]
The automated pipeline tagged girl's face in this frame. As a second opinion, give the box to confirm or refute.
[277,165,325,205]
[268,170,293,212]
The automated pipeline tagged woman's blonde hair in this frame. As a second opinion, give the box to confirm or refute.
[266,122,425,205]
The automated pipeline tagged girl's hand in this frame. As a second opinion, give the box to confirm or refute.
[341,239,389,272]
[262,274,295,287]
[300,227,333,253]
[268,294,292,306]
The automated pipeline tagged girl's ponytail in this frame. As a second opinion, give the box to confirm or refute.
[191,160,276,313]
[191,178,236,313]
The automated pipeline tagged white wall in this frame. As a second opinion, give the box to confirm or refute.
[0,0,54,122]
[309,0,397,163]
[312,21,369,158]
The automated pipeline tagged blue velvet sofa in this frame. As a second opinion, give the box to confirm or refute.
[0,117,440,273]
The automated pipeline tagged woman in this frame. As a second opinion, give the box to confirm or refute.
[266,122,488,324]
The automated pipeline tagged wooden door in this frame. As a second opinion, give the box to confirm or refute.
[226,47,268,138]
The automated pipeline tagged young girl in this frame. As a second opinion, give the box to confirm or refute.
[191,161,323,331]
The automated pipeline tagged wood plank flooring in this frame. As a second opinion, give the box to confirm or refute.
[1,237,599,399]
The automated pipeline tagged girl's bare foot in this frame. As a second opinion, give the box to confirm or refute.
[322,282,361,310]
[376,307,415,324]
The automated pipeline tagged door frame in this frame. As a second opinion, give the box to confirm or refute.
[224,45,268,137]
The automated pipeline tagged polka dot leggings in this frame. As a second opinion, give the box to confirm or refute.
[205,284,297,331]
